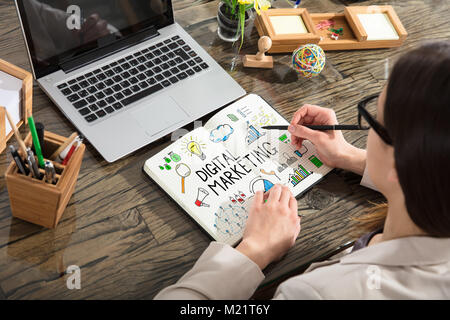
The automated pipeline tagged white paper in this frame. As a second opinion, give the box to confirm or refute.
[357,13,399,41]
[0,70,22,136]
[269,15,308,35]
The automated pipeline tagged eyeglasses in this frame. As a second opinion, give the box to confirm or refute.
[357,94,393,145]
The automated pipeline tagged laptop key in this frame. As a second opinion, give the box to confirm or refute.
[105,79,114,86]
[121,80,131,88]
[70,84,81,91]
[137,56,146,63]
[95,92,106,99]
[145,70,154,77]
[105,70,115,77]
[114,92,124,100]
[186,69,195,76]
[130,59,139,66]
[153,49,162,56]
[129,68,139,75]
[76,76,85,81]
[174,49,190,61]
[176,72,188,80]
[194,57,203,63]
[145,53,154,60]
[167,52,175,59]
[106,96,116,104]
[145,61,154,68]
[137,74,146,81]
[177,40,186,45]
[112,102,123,110]
[97,100,107,108]
[113,66,123,73]
[61,88,72,96]
[137,65,146,72]
[175,57,183,64]
[139,81,149,89]
[161,63,169,70]
[187,60,196,66]
[79,80,90,88]
[170,67,180,74]
[189,51,198,58]
[130,85,140,92]
[85,114,98,122]
[179,63,188,70]
[168,43,178,50]
[79,90,88,98]
[160,55,169,62]
[164,39,172,44]
[169,76,179,84]
[112,75,122,82]
[153,66,162,73]
[129,77,138,84]
[123,89,133,96]
[79,107,90,115]
[200,62,209,69]
[193,66,202,73]
[97,73,106,80]
[112,84,122,92]
[161,46,169,53]
[88,77,98,84]
[168,60,176,67]
[74,99,87,109]
[86,96,96,103]
[155,74,164,81]
[57,83,67,89]
[171,35,180,40]
[153,57,162,65]
[93,69,101,74]
[68,79,76,85]
[182,45,191,51]
[147,77,156,85]
[89,104,99,111]
[122,62,131,69]
[68,93,80,102]
[96,110,107,118]
[105,106,115,114]
[162,80,171,87]
[121,83,164,106]
[96,82,106,90]
[104,88,114,96]
[156,42,163,47]
[87,86,97,94]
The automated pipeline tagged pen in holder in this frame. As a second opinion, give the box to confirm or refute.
[5,131,85,228]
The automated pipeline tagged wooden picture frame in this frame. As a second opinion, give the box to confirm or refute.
[255,8,320,53]
[344,5,407,43]
[0,58,33,154]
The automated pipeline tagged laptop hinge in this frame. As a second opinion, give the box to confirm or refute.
[60,26,159,74]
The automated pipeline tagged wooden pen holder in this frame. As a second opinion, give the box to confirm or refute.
[5,131,85,228]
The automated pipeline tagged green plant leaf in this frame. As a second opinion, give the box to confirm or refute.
[239,4,245,51]
[231,0,237,15]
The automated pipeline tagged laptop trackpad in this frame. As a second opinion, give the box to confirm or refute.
[131,96,188,136]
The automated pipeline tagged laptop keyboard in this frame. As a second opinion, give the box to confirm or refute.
[56,35,210,124]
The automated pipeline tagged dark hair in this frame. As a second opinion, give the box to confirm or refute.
[383,41,450,237]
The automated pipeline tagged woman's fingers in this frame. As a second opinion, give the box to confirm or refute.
[279,186,291,205]
[267,184,282,203]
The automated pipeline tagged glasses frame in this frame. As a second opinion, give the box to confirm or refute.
[357,94,393,145]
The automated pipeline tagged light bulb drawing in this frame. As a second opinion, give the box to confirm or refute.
[182,136,207,160]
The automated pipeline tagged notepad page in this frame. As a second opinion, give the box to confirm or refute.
[357,13,399,41]
[0,70,22,136]
[144,94,332,246]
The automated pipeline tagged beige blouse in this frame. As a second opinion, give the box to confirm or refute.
[155,168,450,299]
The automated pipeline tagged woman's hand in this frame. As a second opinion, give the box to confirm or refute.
[288,104,366,175]
[236,185,301,270]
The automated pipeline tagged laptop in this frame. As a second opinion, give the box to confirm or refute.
[15,0,245,162]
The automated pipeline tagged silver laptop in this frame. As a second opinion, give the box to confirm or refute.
[15,0,245,162]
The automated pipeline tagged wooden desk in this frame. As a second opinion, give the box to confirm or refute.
[0,0,449,299]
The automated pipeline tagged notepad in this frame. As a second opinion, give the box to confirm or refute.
[357,13,399,41]
[0,70,22,136]
[143,94,332,246]
[269,15,308,35]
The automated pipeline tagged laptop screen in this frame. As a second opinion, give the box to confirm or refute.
[16,0,174,78]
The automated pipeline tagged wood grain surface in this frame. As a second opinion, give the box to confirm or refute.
[0,0,449,299]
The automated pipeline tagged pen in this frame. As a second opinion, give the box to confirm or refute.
[261,124,361,131]
[26,148,41,179]
[9,145,29,175]
[28,116,45,168]
[44,160,56,184]
[294,0,301,8]
[61,143,76,165]
[32,122,45,154]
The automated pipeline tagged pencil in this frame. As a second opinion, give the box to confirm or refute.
[3,107,28,155]
[261,125,361,131]
[49,132,78,160]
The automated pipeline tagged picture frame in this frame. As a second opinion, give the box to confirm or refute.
[255,8,320,53]
[0,58,33,154]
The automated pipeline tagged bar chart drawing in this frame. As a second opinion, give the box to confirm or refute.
[246,121,265,145]
[289,164,312,187]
